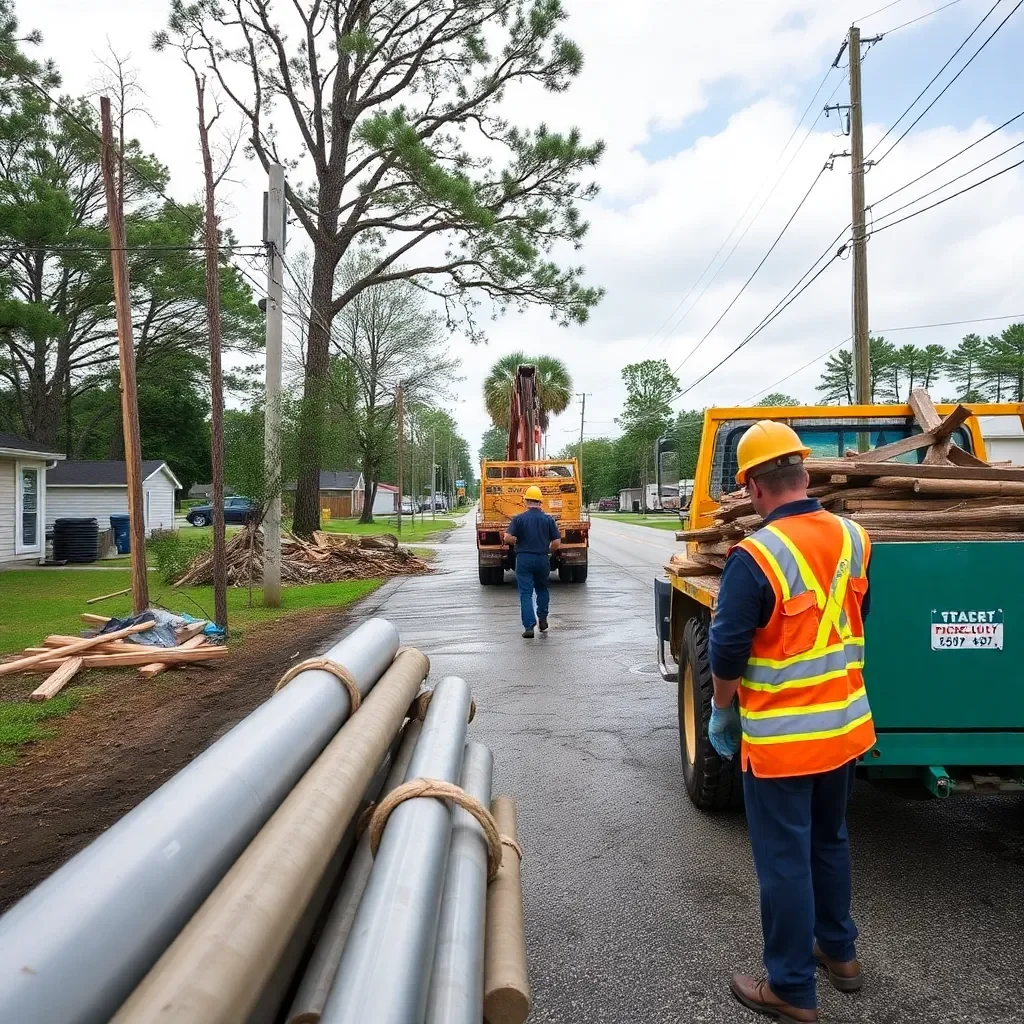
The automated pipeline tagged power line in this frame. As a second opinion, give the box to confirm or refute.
[0,243,264,254]
[871,153,1024,234]
[871,108,1024,207]
[746,338,851,403]
[668,163,832,376]
[882,0,966,34]
[869,0,1021,164]
[856,0,910,22]
[643,67,842,352]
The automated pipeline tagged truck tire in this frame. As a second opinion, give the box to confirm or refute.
[572,564,588,583]
[677,616,743,811]
[558,565,572,583]
[479,564,492,586]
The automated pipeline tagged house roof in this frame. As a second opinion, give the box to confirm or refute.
[979,415,1024,439]
[375,482,398,492]
[0,433,66,459]
[318,470,363,490]
[48,460,182,489]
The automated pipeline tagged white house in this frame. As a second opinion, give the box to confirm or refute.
[979,415,1024,465]
[371,482,399,516]
[0,433,64,565]
[46,460,181,537]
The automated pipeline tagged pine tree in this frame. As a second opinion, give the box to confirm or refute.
[946,334,989,401]
[816,350,854,404]
[984,324,1024,402]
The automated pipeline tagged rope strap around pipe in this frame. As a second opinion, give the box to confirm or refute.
[409,688,476,723]
[367,777,503,881]
[500,834,524,862]
[274,657,361,713]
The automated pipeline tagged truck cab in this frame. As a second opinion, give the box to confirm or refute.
[655,403,1024,808]
[476,459,590,585]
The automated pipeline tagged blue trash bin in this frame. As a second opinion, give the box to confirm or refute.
[110,514,131,554]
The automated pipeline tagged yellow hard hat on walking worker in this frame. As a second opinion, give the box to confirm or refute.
[735,420,811,485]
[524,485,543,502]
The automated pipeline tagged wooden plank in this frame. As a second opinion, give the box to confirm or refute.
[841,497,1023,512]
[29,657,84,701]
[23,647,228,673]
[908,389,989,467]
[932,403,973,442]
[139,636,209,679]
[866,529,1024,542]
[81,613,112,626]
[944,444,989,468]
[175,621,208,643]
[675,525,743,543]
[913,478,1024,497]
[850,507,1024,529]
[666,560,725,578]
[805,459,1024,482]
[0,621,155,677]
[690,552,727,570]
[855,431,938,463]
[86,587,132,605]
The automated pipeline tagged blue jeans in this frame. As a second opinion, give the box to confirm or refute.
[514,553,550,629]
[742,761,858,1010]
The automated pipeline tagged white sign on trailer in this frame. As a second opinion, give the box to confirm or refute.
[930,609,1004,650]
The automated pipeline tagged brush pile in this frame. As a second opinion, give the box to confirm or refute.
[175,527,433,587]
[668,389,1024,580]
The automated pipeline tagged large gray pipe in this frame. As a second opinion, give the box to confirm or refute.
[285,719,424,1024]
[0,617,399,1024]
[321,675,473,1024]
[425,741,493,1024]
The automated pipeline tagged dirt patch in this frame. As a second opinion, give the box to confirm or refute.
[0,603,371,913]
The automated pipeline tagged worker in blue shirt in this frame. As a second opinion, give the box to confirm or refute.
[504,486,561,639]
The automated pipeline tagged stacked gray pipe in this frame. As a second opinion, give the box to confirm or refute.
[425,740,494,1024]
[0,617,400,1024]
[322,675,473,1024]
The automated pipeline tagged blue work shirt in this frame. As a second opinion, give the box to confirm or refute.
[708,498,871,679]
[507,507,560,555]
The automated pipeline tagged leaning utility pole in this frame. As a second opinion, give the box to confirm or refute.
[99,96,148,613]
[395,383,404,537]
[263,164,285,607]
[848,25,871,407]
[195,77,227,631]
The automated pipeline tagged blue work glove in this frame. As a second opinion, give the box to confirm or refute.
[708,702,741,760]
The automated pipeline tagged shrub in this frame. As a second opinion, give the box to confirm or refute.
[150,531,212,585]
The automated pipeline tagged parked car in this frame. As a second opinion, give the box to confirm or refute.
[597,497,618,511]
[420,497,449,512]
[398,499,416,515]
[186,495,258,527]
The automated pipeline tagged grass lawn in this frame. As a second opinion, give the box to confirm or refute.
[0,568,381,656]
[591,512,683,532]
[0,689,102,766]
[319,516,455,543]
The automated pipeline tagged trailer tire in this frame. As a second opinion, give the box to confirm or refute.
[479,564,492,586]
[678,615,743,811]
[558,565,572,583]
[572,565,588,583]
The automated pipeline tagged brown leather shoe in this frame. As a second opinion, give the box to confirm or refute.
[730,975,818,1023]
[813,942,864,993]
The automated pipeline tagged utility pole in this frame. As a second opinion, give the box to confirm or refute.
[99,96,148,614]
[576,392,589,507]
[396,383,404,537]
[431,430,436,520]
[263,164,285,607]
[848,25,871,408]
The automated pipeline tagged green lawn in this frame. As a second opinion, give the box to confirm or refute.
[319,517,455,543]
[0,690,101,766]
[591,512,683,532]
[0,569,381,656]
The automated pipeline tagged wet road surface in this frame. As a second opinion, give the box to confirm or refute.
[360,514,1024,1024]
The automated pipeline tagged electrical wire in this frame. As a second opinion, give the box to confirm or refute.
[0,244,264,254]
[871,153,1024,234]
[745,337,852,403]
[882,0,966,34]
[856,0,910,22]
[642,67,842,353]
[668,163,832,376]
[869,0,1021,164]
[871,108,1024,207]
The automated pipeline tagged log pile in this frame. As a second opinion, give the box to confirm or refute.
[668,389,1024,579]
[174,527,433,588]
[0,618,227,699]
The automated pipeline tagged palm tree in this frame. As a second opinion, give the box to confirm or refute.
[483,352,573,431]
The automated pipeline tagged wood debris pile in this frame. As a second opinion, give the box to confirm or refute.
[668,388,1024,580]
[0,618,227,701]
[175,527,433,588]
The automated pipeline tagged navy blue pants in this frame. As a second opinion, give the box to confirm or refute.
[514,553,550,629]
[742,761,858,1010]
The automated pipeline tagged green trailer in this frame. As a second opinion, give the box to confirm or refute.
[655,402,1024,808]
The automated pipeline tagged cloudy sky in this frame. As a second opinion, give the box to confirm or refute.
[21,0,1024,463]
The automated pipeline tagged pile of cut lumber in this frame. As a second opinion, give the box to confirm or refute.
[175,527,433,588]
[669,389,1024,579]
[0,618,227,701]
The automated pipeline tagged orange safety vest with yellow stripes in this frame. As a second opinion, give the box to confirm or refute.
[735,510,875,779]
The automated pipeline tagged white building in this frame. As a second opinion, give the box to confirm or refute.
[46,460,181,537]
[0,433,64,565]
[979,415,1024,465]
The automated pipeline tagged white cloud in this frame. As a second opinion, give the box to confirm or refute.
[21,0,1023,462]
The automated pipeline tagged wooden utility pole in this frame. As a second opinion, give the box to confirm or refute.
[577,392,587,502]
[431,430,437,520]
[395,383,404,537]
[99,96,148,613]
[263,164,285,607]
[195,78,227,631]
[848,25,871,408]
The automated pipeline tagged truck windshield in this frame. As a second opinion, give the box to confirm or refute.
[484,463,575,479]
[709,418,975,499]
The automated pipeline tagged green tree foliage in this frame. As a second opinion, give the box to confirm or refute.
[479,426,508,463]
[483,352,572,432]
[946,334,989,401]
[816,349,854,404]
[984,323,1024,401]
[159,0,605,534]
[757,392,800,407]
[616,359,679,511]
[557,436,621,506]
[674,409,704,480]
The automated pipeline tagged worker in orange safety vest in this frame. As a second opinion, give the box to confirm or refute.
[707,420,875,1024]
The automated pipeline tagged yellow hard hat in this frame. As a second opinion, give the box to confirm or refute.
[735,420,811,485]
[524,485,543,502]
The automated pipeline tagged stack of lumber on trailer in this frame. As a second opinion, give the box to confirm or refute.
[0,617,227,701]
[667,389,1024,580]
[175,527,433,587]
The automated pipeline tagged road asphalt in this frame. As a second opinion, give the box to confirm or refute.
[359,513,1023,1024]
